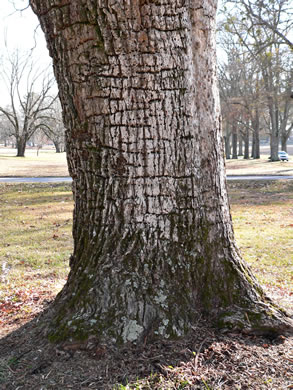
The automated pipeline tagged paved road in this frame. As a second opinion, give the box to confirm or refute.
[227,175,293,180]
[0,177,72,183]
[0,175,293,183]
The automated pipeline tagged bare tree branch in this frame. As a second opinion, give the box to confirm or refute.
[0,47,57,156]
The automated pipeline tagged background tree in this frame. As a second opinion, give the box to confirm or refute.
[278,69,293,152]
[219,0,293,160]
[231,0,293,49]
[0,112,14,147]
[41,100,66,153]
[0,48,57,156]
[29,128,49,155]
[218,43,263,159]
[30,0,292,344]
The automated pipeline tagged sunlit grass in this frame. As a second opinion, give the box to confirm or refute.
[229,180,293,310]
[0,183,73,308]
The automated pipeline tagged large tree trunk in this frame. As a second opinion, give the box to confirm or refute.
[30,0,292,344]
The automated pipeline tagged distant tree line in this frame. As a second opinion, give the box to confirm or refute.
[0,49,66,156]
[218,0,293,161]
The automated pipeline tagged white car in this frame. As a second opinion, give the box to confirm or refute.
[278,151,289,161]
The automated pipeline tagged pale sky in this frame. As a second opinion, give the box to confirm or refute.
[0,0,52,107]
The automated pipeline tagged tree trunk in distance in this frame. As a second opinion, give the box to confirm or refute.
[225,125,231,159]
[251,130,260,159]
[281,137,287,152]
[238,135,243,156]
[53,141,62,153]
[30,0,292,344]
[268,98,279,161]
[251,134,255,158]
[16,137,26,157]
[244,128,250,160]
[254,130,260,159]
[232,130,238,159]
[251,115,260,159]
[270,133,279,161]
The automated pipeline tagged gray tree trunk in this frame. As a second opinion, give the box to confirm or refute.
[281,135,288,152]
[254,129,260,159]
[251,114,260,159]
[232,127,238,159]
[279,95,293,153]
[238,134,243,156]
[224,124,231,159]
[30,0,292,344]
[244,127,250,160]
[53,141,62,153]
[270,131,279,161]
[16,137,26,157]
[264,70,279,161]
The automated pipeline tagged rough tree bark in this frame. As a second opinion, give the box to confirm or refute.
[30,0,292,344]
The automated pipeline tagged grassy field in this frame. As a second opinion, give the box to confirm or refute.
[0,149,69,177]
[0,181,292,338]
[0,183,73,336]
[228,180,293,311]
[1,147,293,177]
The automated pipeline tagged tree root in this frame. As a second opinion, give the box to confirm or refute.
[217,303,293,337]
